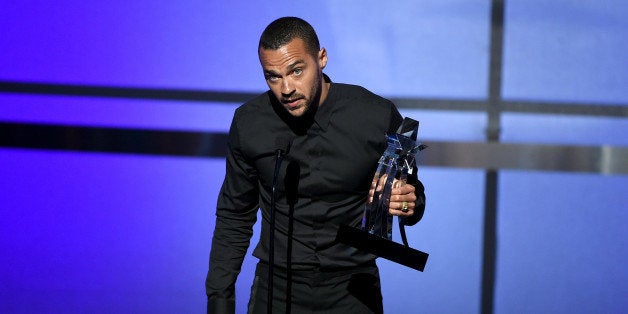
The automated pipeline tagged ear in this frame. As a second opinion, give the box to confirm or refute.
[318,48,328,69]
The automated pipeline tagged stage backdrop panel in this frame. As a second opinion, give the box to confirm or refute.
[0,1,490,99]
[495,171,628,313]
[502,0,628,104]
[0,149,223,313]
[0,94,237,132]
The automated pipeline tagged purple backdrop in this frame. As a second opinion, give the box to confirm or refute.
[1,1,627,313]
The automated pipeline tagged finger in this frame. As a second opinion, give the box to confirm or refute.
[401,201,415,212]
[392,178,405,189]
[391,183,415,196]
[368,174,385,202]
[388,203,415,216]
[376,174,387,192]
[390,192,416,203]
[370,176,378,189]
[388,201,415,214]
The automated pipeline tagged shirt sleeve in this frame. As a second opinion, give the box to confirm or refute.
[401,175,426,226]
[205,114,260,309]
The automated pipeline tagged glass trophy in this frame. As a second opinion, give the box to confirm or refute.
[361,117,426,240]
[337,117,429,271]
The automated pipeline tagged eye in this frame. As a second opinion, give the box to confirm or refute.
[293,68,303,76]
[266,75,279,82]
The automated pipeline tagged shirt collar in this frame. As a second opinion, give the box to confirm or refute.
[313,74,334,131]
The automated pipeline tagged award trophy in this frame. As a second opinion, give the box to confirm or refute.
[338,117,429,271]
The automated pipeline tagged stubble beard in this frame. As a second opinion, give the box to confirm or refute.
[300,71,322,117]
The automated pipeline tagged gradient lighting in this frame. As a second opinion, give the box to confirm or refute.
[0,149,223,313]
[2,2,239,90]
[1,1,627,314]
[503,0,628,103]
[0,94,237,132]
[1,1,490,98]
[495,171,628,313]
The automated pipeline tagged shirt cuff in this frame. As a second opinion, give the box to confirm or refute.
[207,298,235,314]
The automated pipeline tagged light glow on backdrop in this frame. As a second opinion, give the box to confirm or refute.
[1,1,627,313]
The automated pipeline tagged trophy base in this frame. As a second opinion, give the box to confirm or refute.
[337,224,429,272]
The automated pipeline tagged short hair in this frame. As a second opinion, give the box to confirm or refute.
[258,17,320,56]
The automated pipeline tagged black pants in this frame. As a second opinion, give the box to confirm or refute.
[247,261,383,314]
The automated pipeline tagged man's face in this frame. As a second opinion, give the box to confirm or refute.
[259,38,327,117]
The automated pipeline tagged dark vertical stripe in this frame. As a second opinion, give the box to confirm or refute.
[487,0,504,142]
[482,0,505,313]
[481,170,499,314]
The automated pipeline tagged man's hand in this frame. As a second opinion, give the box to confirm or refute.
[368,175,417,217]
[390,181,416,217]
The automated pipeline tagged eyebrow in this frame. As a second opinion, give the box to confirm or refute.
[286,60,306,70]
[264,60,306,76]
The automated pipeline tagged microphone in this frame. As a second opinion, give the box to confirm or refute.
[268,136,291,313]
[274,136,291,157]
[248,137,291,161]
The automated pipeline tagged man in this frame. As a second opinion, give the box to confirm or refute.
[206,17,425,313]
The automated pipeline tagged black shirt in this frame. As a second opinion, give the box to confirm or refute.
[206,76,425,301]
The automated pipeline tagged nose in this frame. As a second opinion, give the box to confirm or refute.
[281,78,295,96]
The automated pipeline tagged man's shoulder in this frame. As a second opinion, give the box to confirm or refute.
[332,83,393,107]
[235,91,272,117]
[329,82,401,133]
[331,83,395,117]
[227,91,276,138]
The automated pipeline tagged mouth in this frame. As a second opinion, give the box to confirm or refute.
[282,98,303,109]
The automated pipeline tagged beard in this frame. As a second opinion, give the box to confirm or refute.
[282,74,322,117]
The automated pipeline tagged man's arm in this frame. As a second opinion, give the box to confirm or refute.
[205,117,259,313]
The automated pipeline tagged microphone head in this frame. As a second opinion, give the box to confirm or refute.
[275,136,291,154]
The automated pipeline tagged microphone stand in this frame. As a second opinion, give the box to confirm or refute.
[284,161,300,314]
[268,148,285,314]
